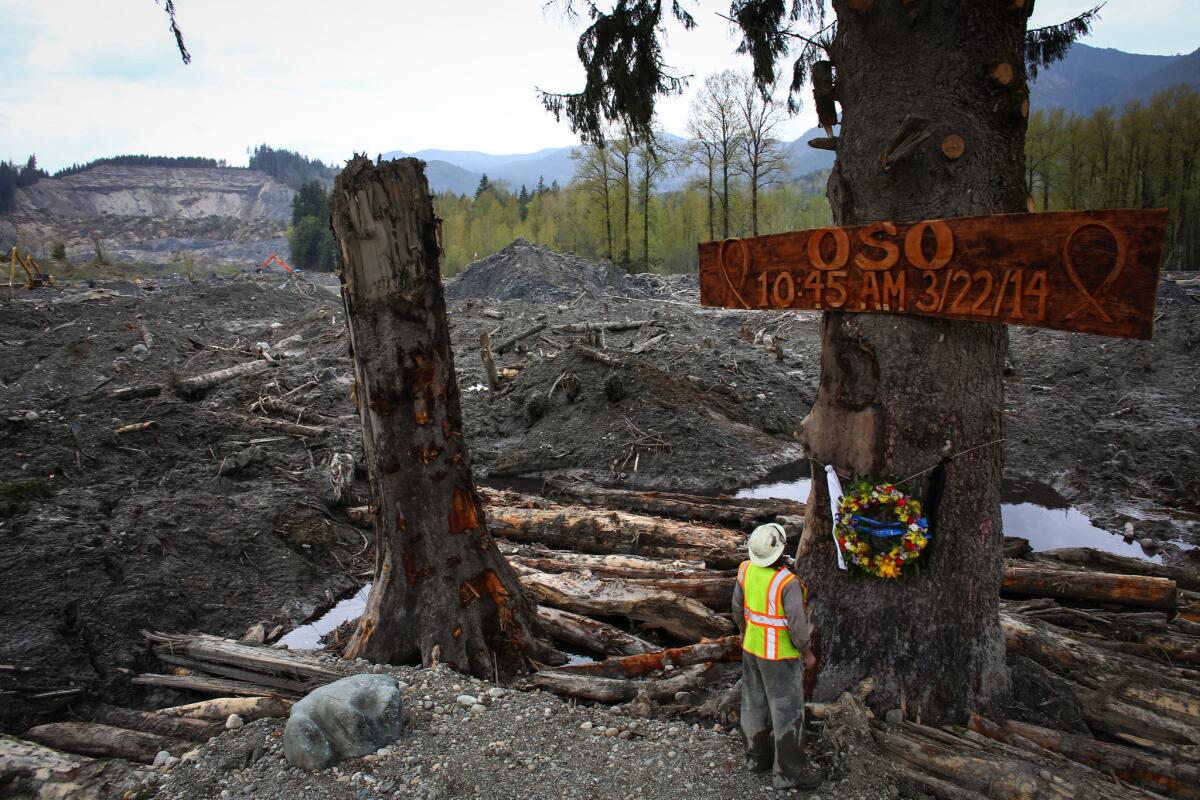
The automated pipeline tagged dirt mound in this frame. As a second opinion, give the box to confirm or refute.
[446,238,648,303]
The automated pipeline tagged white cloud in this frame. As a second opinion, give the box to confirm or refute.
[0,0,1192,171]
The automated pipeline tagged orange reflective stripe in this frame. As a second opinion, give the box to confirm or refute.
[774,572,795,611]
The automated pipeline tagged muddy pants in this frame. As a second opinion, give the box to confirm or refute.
[740,652,806,783]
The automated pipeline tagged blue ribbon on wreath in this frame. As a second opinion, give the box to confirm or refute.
[849,515,932,538]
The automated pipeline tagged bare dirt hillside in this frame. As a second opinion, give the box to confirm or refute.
[13,166,293,221]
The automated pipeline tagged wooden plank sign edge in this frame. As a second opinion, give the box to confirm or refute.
[698,209,1169,340]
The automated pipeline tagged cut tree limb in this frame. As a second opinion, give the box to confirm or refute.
[155,695,294,721]
[247,417,328,437]
[480,333,499,391]
[1041,548,1200,593]
[514,566,735,642]
[574,343,624,367]
[110,383,163,401]
[534,606,658,657]
[175,359,272,397]
[23,722,191,764]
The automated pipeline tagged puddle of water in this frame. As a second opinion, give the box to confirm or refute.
[735,473,1173,563]
[277,584,371,650]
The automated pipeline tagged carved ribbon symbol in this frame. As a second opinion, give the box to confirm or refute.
[718,238,751,309]
[1062,222,1126,324]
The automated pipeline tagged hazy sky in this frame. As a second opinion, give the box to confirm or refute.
[1,1,1194,172]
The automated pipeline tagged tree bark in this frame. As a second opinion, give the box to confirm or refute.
[329,157,539,676]
[23,722,191,764]
[797,0,1025,724]
[534,606,658,657]
[1002,566,1177,610]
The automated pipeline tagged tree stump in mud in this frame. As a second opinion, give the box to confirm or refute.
[797,2,1025,724]
[329,157,540,676]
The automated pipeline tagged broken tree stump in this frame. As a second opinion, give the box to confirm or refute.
[330,156,539,676]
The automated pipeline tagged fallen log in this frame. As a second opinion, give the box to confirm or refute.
[152,653,316,695]
[544,481,805,529]
[0,735,152,799]
[155,695,294,721]
[970,715,1200,799]
[144,631,341,681]
[23,722,191,764]
[535,606,658,657]
[132,673,280,697]
[574,343,624,367]
[110,383,163,401]
[532,662,719,704]
[247,416,327,437]
[514,566,735,642]
[1041,547,1200,593]
[1000,612,1199,696]
[175,359,272,397]
[629,332,668,355]
[250,396,330,424]
[551,636,743,679]
[1073,683,1200,746]
[552,320,652,333]
[78,703,221,743]
[501,542,716,577]
[1002,565,1177,610]
[488,506,744,568]
[873,723,1153,800]
[494,321,548,354]
[621,575,734,609]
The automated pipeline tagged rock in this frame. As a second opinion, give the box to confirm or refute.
[153,750,172,767]
[1140,538,1160,554]
[456,694,480,707]
[884,708,904,724]
[471,704,487,713]
[1123,522,1136,542]
[580,721,593,731]
[225,714,244,730]
[23,411,39,422]
[370,664,387,674]
[487,688,505,699]
[162,755,180,769]
[283,673,405,770]
[604,727,619,737]
[131,343,149,356]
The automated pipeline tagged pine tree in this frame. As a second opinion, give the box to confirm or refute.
[518,185,530,221]
[474,174,491,199]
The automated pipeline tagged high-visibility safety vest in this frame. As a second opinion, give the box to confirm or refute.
[738,561,806,660]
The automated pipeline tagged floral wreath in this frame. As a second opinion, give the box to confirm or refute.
[835,480,931,579]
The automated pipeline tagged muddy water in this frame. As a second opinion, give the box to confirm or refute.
[277,584,370,650]
[735,470,1176,563]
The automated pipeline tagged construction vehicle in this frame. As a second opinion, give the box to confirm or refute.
[258,253,301,276]
[8,247,55,289]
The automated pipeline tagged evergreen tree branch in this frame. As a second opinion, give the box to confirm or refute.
[1024,3,1104,79]
[157,0,191,64]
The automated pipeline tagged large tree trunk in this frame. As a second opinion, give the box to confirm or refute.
[330,157,539,676]
[797,1,1027,724]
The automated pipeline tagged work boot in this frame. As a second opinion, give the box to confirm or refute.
[746,753,772,774]
[772,754,824,791]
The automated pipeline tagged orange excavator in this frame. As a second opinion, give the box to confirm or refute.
[258,253,301,275]
[8,247,55,289]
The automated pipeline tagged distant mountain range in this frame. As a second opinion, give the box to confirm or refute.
[389,41,1198,196]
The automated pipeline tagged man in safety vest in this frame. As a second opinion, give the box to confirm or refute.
[733,522,824,791]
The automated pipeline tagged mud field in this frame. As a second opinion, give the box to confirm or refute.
[1,240,1198,735]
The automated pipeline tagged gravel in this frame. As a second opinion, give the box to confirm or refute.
[151,661,890,800]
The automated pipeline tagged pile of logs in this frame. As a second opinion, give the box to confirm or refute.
[4,483,1198,800]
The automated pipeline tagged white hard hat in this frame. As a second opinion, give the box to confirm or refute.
[748,523,787,567]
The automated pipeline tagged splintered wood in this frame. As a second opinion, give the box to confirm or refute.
[699,209,1169,339]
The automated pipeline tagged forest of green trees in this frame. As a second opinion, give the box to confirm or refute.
[435,70,831,275]
[248,145,338,191]
[287,180,337,271]
[0,155,48,213]
[52,154,223,178]
[1025,85,1200,269]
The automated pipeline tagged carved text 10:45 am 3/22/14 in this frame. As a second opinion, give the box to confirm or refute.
[698,209,1168,340]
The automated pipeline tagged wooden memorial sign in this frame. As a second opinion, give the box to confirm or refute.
[699,209,1168,340]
